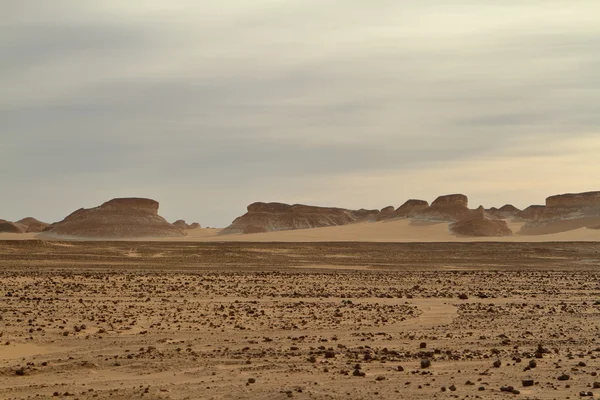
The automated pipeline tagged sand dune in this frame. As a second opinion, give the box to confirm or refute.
[3,219,600,242]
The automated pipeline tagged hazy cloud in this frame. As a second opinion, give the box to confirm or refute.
[2,1,599,226]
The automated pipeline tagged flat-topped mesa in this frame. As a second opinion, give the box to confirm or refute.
[100,198,159,214]
[412,194,471,222]
[42,197,185,239]
[432,194,468,208]
[450,207,513,237]
[520,191,600,235]
[0,219,23,233]
[546,191,600,208]
[221,202,380,235]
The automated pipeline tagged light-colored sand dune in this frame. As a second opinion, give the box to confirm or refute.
[199,219,600,242]
[2,220,600,242]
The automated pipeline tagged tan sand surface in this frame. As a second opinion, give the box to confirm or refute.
[3,220,600,242]
[1,241,599,399]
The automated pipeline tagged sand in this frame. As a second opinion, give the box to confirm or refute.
[1,241,599,399]
[2,220,600,243]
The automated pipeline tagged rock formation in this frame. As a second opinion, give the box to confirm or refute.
[15,217,50,233]
[42,198,186,238]
[376,206,395,221]
[412,194,471,222]
[520,191,600,235]
[450,206,512,237]
[173,220,201,229]
[515,205,546,220]
[0,219,23,233]
[393,199,429,219]
[487,204,521,219]
[220,202,379,234]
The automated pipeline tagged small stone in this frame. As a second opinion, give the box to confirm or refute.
[557,374,570,381]
[420,359,431,369]
[522,379,534,387]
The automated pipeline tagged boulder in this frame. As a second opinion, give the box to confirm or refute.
[42,198,185,238]
[220,202,380,235]
[520,191,600,235]
[412,194,471,222]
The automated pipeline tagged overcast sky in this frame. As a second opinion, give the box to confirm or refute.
[2,1,599,227]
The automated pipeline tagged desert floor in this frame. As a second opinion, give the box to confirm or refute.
[1,241,599,399]
[3,219,600,243]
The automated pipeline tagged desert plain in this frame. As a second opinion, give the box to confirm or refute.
[1,240,599,400]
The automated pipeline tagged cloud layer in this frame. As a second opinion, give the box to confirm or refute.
[2,1,599,226]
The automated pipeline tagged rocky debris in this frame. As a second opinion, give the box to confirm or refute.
[522,378,534,387]
[558,373,570,381]
[487,204,521,219]
[521,191,600,234]
[42,198,186,238]
[220,202,380,234]
[14,217,50,233]
[0,219,23,233]
[450,206,512,237]
[173,220,201,229]
[412,194,471,222]
[1,241,599,399]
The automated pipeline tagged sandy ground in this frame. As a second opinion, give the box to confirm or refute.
[1,241,599,399]
[2,220,600,242]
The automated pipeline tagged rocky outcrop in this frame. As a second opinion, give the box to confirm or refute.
[450,206,512,237]
[520,191,600,235]
[0,219,23,233]
[377,200,429,221]
[515,205,545,220]
[173,220,201,229]
[376,206,396,221]
[221,202,380,235]
[42,198,186,238]
[393,199,429,219]
[487,204,521,219]
[412,194,471,222]
[15,217,50,233]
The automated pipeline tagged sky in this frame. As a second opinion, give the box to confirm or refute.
[2,0,599,227]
